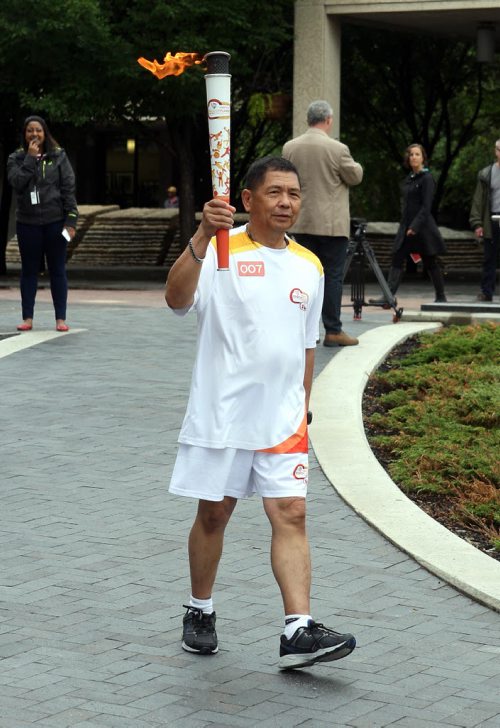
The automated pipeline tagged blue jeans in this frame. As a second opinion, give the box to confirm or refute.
[481,219,499,297]
[17,221,68,320]
[293,234,348,334]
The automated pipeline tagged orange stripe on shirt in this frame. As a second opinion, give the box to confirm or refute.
[209,228,257,256]
[258,413,308,454]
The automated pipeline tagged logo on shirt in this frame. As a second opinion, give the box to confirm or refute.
[293,463,308,481]
[238,261,265,276]
[289,287,309,310]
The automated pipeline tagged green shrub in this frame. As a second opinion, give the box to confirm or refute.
[365,323,500,550]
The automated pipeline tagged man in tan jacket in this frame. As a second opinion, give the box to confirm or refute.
[283,100,363,346]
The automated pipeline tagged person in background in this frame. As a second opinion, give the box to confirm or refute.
[163,185,179,209]
[369,143,447,306]
[7,115,78,332]
[469,139,500,302]
[282,100,363,347]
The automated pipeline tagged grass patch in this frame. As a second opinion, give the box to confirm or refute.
[364,323,500,554]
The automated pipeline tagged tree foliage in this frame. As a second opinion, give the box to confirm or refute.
[342,24,500,226]
[0,0,125,124]
[115,0,293,202]
[1,4,499,259]
[0,0,127,271]
[0,0,293,270]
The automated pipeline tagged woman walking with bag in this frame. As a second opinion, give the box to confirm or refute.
[7,115,78,331]
[370,143,447,306]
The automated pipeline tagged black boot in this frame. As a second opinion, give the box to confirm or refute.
[369,267,402,307]
[428,265,447,302]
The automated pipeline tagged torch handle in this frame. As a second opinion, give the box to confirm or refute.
[214,193,230,270]
[215,228,230,271]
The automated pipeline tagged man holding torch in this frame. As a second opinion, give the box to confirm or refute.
[166,155,356,670]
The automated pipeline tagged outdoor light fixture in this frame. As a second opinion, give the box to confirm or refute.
[477,23,496,63]
[126,138,136,154]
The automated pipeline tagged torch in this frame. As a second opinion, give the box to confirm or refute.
[203,51,231,271]
[137,49,231,270]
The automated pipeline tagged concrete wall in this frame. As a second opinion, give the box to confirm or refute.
[293,2,341,137]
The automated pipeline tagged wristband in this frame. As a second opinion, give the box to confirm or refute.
[188,238,205,264]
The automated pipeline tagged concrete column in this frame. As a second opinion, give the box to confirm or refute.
[293,1,342,137]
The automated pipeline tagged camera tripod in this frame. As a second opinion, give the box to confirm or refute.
[343,219,403,322]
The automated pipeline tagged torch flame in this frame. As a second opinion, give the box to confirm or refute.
[137,51,203,79]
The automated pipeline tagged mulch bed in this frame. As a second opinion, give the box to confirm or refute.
[362,335,500,562]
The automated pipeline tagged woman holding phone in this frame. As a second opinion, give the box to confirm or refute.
[7,115,78,331]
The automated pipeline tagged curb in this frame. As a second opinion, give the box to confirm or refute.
[310,322,500,613]
[402,309,500,325]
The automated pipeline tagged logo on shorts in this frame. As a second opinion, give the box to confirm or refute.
[289,287,308,310]
[293,463,308,481]
[238,261,265,276]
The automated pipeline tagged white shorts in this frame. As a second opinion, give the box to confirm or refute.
[169,444,308,501]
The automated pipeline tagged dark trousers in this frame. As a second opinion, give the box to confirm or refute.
[481,220,499,296]
[391,235,440,273]
[17,221,68,320]
[293,234,348,334]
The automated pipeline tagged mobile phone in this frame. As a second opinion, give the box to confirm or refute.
[62,228,71,242]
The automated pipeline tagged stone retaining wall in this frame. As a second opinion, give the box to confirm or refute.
[5,207,484,272]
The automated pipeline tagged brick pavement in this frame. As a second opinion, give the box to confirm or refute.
[1,291,500,727]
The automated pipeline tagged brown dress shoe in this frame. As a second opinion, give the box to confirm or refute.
[323,331,359,347]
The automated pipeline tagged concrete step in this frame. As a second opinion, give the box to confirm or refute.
[421,301,500,313]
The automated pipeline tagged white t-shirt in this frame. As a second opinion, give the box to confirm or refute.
[172,225,324,451]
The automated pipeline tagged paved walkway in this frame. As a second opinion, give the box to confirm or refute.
[1,281,500,727]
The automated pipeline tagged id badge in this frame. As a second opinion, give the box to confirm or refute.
[30,188,40,205]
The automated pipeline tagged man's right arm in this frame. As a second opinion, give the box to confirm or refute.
[469,176,484,238]
[165,198,235,309]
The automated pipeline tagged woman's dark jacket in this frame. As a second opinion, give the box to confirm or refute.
[7,147,78,229]
[393,169,446,256]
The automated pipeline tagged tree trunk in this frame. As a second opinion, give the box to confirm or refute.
[171,120,196,247]
[0,180,13,275]
[0,125,17,275]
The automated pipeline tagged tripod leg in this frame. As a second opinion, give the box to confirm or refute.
[362,241,404,320]
[343,240,363,319]
[351,256,364,319]
[342,240,356,281]
[369,267,401,306]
